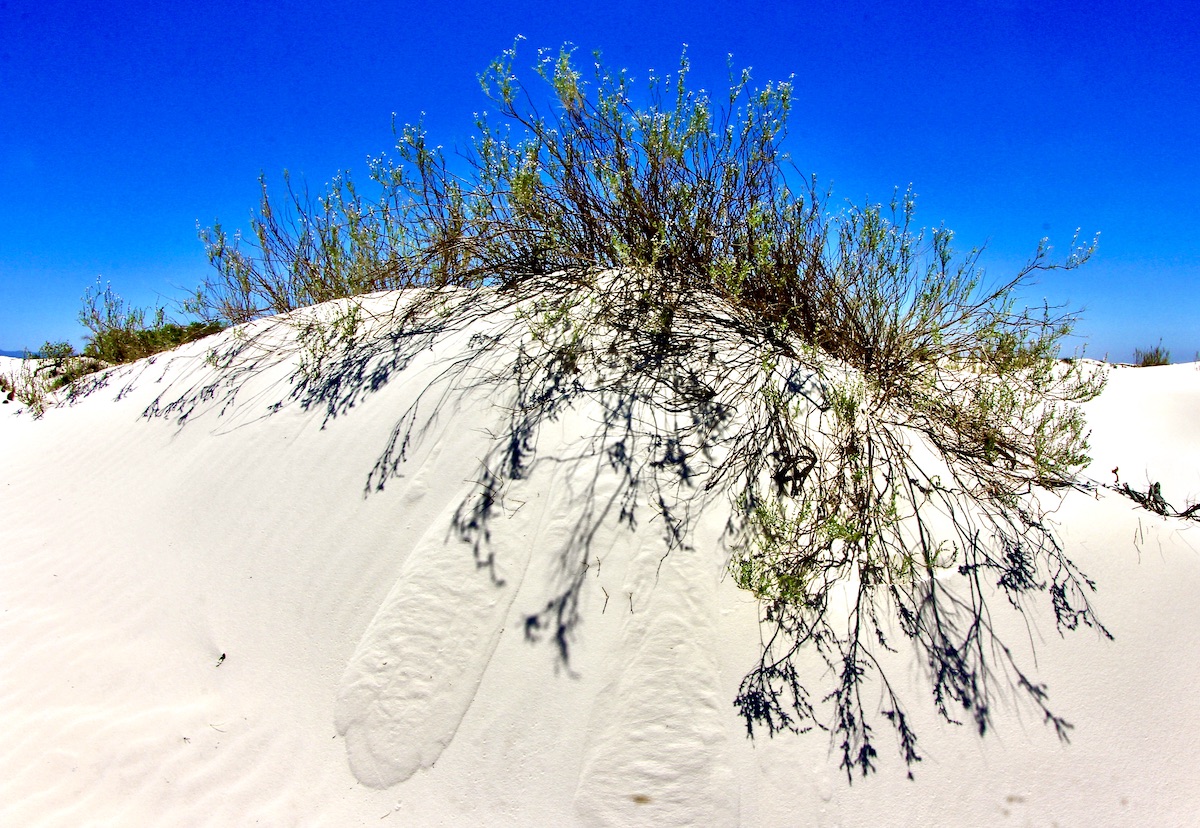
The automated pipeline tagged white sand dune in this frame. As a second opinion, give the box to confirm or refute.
[2,299,1198,826]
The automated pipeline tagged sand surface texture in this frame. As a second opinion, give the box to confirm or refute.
[2,300,1198,826]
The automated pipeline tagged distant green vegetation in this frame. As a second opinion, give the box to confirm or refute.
[65,277,225,367]
[0,280,225,417]
[1133,341,1170,366]
[0,340,94,416]
[79,278,225,365]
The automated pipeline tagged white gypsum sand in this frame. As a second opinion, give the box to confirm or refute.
[1,295,1198,826]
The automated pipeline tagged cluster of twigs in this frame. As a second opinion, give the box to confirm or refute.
[1111,480,1200,520]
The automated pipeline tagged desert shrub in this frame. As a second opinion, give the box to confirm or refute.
[37,340,76,364]
[0,343,99,416]
[1133,341,1170,366]
[199,43,1096,399]
[195,42,1108,779]
[194,170,425,323]
[3,359,50,417]
[79,278,225,365]
[29,340,96,390]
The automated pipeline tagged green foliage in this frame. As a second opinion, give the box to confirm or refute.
[79,278,225,365]
[2,359,52,417]
[1133,341,1170,366]
[12,368,44,415]
[190,42,1109,780]
[199,40,1097,400]
[31,340,96,391]
[37,340,76,364]
[194,169,422,322]
[0,342,105,417]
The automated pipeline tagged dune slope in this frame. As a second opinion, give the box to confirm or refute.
[2,300,1198,826]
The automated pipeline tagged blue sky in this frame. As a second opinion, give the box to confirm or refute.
[1,0,1196,361]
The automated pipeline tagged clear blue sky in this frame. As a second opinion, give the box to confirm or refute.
[2,0,1196,361]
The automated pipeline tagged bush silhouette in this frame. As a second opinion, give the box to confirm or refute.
[1133,341,1170,366]
[195,42,1108,779]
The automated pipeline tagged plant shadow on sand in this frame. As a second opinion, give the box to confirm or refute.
[65,275,1119,782]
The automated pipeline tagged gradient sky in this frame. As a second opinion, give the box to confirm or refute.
[1,0,1196,361]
